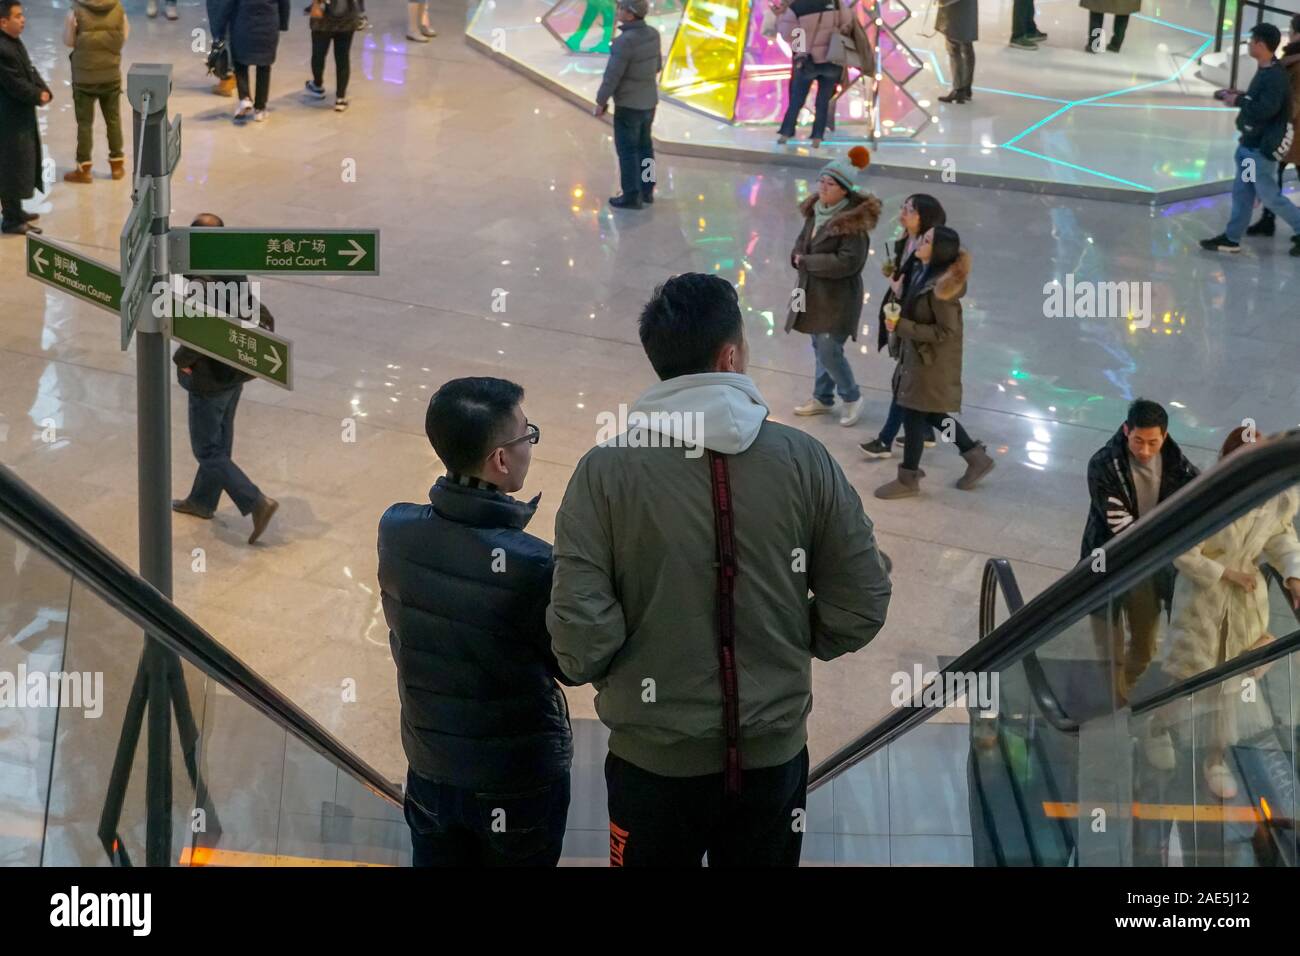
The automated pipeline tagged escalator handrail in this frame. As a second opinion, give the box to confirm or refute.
[981,559,1079,734]
[0,462,403,807]
[807,429,1300,792]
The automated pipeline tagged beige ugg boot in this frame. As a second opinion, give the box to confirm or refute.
[109,157,126,180]
[63,162,93,184]
[874,466,921,500]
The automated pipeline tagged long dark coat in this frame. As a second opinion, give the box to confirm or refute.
[0,32,50,201]
[1080,0,1141,17]
[785,191,881,340]
[891,249,971,414]
[210,0,291,67]
[936,0,978,43]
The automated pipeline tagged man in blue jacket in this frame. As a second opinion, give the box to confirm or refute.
[378,377,573,866]
[1201,22,1300,256]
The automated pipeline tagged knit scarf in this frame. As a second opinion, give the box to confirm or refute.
[812,197,849,236]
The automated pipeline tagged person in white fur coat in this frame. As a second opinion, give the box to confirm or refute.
[1148,427,1300,800]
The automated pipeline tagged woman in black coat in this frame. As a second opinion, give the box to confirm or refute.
[859,193,945,458]
[210,0,291,122]
[0,8,51,235]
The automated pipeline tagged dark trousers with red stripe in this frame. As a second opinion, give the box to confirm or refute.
[605,748,808,867]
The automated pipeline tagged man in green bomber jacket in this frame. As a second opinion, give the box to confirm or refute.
[548,272,892,867]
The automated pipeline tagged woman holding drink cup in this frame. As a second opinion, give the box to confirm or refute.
[874,224,995,499]
[860,193,946,459]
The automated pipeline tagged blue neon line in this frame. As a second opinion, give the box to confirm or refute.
[1001,104,1074,146]
[971,86,1071,104]
[1132,14,1212,39]
[1002,145,1155,190]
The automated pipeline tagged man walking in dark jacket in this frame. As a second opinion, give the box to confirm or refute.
[1080,398,1199,704]
[594,0,661,210]
[1201,22,1300,255]
[549,273,891,866]
[172,213,280,544]
[379,377,573,867]
[0,2,50,236]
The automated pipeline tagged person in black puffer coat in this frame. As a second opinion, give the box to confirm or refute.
[209,0,290,122]
[378,377,573,867]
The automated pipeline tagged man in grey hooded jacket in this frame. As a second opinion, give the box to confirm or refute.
[548,272,892,866]
[594,0,661,210]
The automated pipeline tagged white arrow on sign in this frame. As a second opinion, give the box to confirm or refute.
[264,345,283,375]
[32,247,48,275]
[341,239,366,267]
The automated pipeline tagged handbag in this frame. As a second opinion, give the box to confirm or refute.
[827,24,849,67]
[205,39,231,80]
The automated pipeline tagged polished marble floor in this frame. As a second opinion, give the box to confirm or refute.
[1,0,1299,796]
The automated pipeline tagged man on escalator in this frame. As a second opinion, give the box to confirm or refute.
[1080,398,1200,706]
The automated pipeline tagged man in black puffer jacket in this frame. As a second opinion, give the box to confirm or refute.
[379,377,573,867]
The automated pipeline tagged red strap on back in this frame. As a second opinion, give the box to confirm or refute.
[708,450,742,799]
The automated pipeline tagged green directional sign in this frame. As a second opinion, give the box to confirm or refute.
[171,309,293,390]
[120,176,154,278]
[175,227,379,275]
[26,233,121,314]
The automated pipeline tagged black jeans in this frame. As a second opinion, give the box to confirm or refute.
[900,407,976,470]
[1,195,25,227]
[779,59,841,140]
[613,105,655,200]
[311,31,355,97]
[1011,0,1040,39]
[945,38,975,92]
[234,61,271,109]
[404,769,570,866]
[186,385,261,515]
[605,747,808,866]
[1087,11,1129,49]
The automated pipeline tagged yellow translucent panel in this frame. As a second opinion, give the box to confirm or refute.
[659,0,750,120]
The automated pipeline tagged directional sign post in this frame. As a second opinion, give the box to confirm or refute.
[26,233,122,313]
[119,175,155,350]
[171,308,293,390]
[171,228,380,275]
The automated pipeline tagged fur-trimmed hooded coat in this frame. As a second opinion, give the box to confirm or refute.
[1163,488,1300,682]
[786,191,882,339]
[891,249,972,414]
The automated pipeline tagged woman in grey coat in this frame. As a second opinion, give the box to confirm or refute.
[936,0,977,104]
[1082,0,1139,53]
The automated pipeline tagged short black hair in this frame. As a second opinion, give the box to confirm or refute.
[192,212,224,228]
[425,377,523,473]
[1126,397,1168,432]
[638,273,743,380]
[0,1,22,19]
[1251,22,1281,52]
[929,225,961,273]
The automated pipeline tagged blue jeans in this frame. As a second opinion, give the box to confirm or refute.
[404,769,570,867]
[186,385,261,515]
[613,106,655,200]
[811,333,860,404]
[1226,144,1300,241]
[779,60,842,141]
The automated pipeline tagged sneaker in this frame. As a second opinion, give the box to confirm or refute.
[859,438,893,459]
[839,398,864,427]
[305,80,326,99]
[234,98,254,123]
[146,0,158,16]
[253,109,268,123]
[334,97,349,112]
[1,221,41,235]
[895,434,938,449]
[793,399,834,416]
[1029,29,1048,41]
[1199,234,1241,253]
[164,2,178,19]
[1010,36,1038,49]
[1245,214,1275,236]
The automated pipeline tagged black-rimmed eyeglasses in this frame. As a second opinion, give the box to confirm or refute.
[501,422,541,448]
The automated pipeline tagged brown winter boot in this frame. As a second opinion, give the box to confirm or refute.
[874,466,921,500]
[956,443,995,490]
[212,75,236,97]
[109,157,126,180]
[63,162,93,184]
